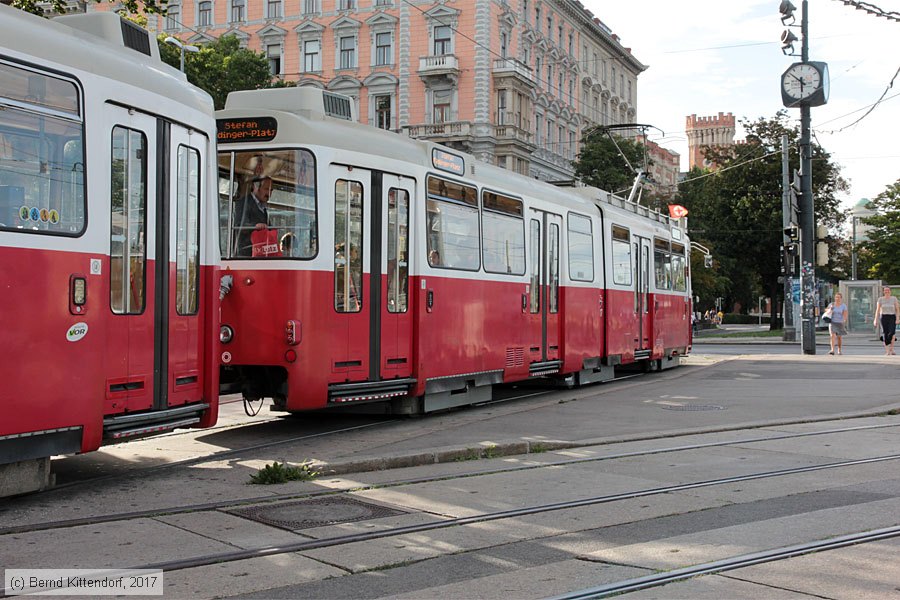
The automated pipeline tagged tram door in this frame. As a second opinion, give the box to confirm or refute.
[165,126,208,408]
[377,175,415,380]
[106,109,158,415]
[633,235,652,352]
[106,109,209,415]
[527,210,562,365]
[330,166,414,383]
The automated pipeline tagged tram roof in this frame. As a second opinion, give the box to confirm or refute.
[220,87,684,234]
[0,6,212,117]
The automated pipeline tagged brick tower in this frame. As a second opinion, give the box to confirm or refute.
[685,112,735,170]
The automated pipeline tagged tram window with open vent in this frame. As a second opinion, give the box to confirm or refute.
[426,176,479,271]
[482,190,525,276]
[654,237,671,291]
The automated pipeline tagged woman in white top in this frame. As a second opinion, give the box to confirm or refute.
[827,293,848,355]
[874,286,900,356]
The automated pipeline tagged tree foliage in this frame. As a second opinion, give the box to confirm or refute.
[679,112,847,323]
[9,0,166,17]
[861,179,900,282]
[573,128,647,195]
[157,34,273,110]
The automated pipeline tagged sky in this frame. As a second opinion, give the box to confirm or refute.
[587,0,900,209]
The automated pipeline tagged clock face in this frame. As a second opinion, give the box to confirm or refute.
[782,63,821,100]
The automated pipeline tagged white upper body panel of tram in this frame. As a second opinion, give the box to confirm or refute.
[220,87,686,238]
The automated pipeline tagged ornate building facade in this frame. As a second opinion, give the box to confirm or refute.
[98,0,645,182]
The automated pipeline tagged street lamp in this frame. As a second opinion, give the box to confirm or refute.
[164,36,199,72]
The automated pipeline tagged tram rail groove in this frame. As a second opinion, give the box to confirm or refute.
[2,421,899,536]
[29,452,900,578]
[549,525,900,599]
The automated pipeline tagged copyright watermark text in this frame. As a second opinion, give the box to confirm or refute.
[4,569,163,595]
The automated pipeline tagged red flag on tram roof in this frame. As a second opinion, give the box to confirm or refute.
[668,204,689,219]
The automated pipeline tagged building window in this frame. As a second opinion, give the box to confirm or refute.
[546,14,552,37]
[568,32,574,55]
[557,73,563,97]
[230,0,244,22]
[496,89,507,124]
[375,95,391,129]
[303,0,317,14]
[523,0,528,24]
[534,5,540,27]
[267,44,281,75]
[339,36,356,69]
[434,25,451,55]
[375,32,392,66]
[558,25,563,47]
[433,89,452,123]
[337,0,354,9]
[375,0,391,5]
[500,31,507,58]
[267,0,281,18]
[198,1,212,26]
[303,39,320,72]
[628,80,632,103]
[165,4,180,30]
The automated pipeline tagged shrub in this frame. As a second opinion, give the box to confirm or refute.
[249,461,319,484]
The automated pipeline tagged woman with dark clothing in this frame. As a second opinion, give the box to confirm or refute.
[874,286,899,356]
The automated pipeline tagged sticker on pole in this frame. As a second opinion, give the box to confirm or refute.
[66,322,88,342]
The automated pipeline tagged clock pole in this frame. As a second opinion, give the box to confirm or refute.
[798,0,816,354]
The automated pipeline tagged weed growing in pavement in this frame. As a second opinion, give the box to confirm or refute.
[249,461,319,484]
[454,449,480,461]
[530,443,548,453]
[483,444,498,459]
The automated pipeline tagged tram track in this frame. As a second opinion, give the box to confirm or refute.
[550,524,900,599]
[54,451,900,577]
[4,420,898,536]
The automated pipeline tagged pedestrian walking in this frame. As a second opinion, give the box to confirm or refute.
[825,293,848,355]
[874,286,899,356]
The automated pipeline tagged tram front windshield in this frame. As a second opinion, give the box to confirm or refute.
[218,148,317,259]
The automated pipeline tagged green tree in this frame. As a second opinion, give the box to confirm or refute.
[679,112,847,326]
[861,179,900,282]
[9,0,165,16]
[157,34,272,109]
[573,127,647,195]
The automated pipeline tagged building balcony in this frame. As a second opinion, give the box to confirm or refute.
[492,58,535,87]
[418,55,459,84]
[494,112,533,146]
[404,121,472,143]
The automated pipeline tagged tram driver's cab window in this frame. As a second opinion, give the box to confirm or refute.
[218,149,317,259]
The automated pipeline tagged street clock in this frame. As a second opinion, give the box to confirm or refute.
[781,61,829,107]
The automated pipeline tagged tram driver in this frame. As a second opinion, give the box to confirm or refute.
[232,176,272,256]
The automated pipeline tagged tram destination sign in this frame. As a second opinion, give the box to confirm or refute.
[432,148,465,176]
[217,117,277,143]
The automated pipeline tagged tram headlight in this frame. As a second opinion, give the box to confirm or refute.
[220,325,234,344]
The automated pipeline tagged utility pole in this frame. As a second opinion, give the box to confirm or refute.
[778,0,828,354]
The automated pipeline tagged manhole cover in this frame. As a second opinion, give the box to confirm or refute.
[229,496,407,531]
[660,404,726,411]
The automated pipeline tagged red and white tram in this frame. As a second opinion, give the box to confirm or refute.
[217,87,691,414]
[0,8,220,495]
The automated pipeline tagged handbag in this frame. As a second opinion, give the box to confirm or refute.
[251,227,281,257]
[821,306,833,324]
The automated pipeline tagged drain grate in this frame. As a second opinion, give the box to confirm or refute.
[660,404,726,411]
[228,496,407,531]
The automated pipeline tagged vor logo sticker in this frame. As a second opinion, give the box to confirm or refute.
[66,322,88,342]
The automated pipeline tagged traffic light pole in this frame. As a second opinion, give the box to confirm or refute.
[798,0,816,354]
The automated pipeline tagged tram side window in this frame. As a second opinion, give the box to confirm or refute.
[0,63,84,235]
[218,149,317,259]
[387,188,409,313]
[671,242,687,292]
[567,213,593,282]
[654,237,671,291]
[426,176,479,270]
[110,126,147,315]
[482,190,525,275]
[176,145,200,315]
[611,225,631,286]
[529,219,540,313]
[334,179,363,313]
